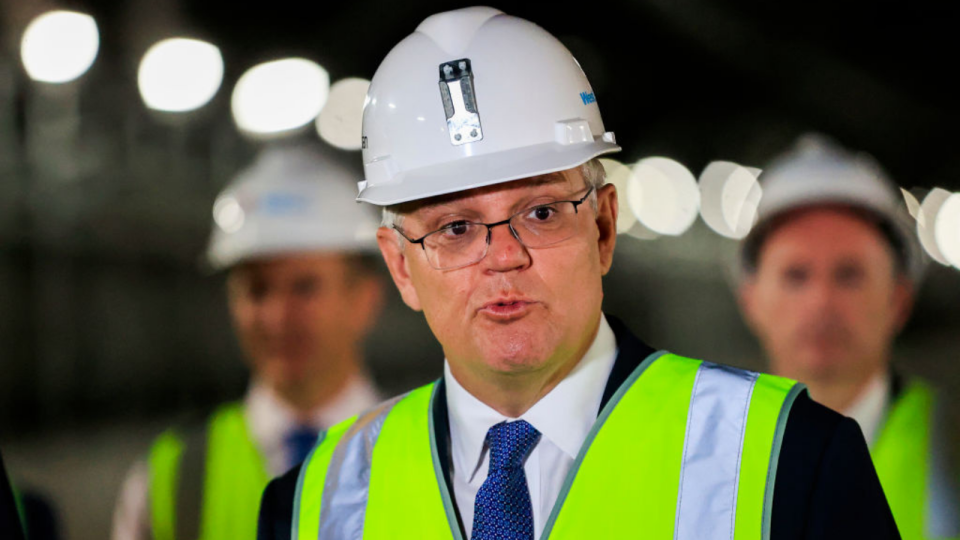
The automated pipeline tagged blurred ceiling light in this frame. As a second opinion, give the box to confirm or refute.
[21,10,99,83]
[231,58,330,136]
[917,188,951,266]
[934,192,960,268]
[626,157,700,236]
[599,158,638,234]
[213,195,245,233]
[900,188,922,222]
[316,77,370,150]
[698,161,762,239]
[138,38,224,112]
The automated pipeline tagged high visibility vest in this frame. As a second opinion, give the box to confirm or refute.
[872,380,960,540]
[293,352,803,540]
[148,402,270,540]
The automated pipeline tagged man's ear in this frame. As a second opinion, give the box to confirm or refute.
[377,227,422,311]
[595,183,618,275]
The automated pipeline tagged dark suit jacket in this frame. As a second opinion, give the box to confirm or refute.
[258,317,900,539]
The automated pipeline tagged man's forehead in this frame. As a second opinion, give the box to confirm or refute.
[401,170,580,214]
[761,206,898,261]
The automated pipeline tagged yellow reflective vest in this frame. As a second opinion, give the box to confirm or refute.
[293,352,804,540]
[872,380,960,540]
[148,402,269,540]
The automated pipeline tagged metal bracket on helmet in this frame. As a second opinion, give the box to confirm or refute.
[439,59,483,146]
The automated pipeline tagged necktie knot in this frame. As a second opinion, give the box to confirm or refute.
[285,424,319,466]
[486,420,541,471]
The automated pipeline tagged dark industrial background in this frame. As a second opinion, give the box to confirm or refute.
[0,1,958,537]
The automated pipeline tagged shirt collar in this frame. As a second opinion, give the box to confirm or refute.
[245,375,381,451]
[842,370,891,447]
[444,314,619,480]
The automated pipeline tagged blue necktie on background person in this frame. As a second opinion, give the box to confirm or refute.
[472,420,542,540]
[285,425,319,467]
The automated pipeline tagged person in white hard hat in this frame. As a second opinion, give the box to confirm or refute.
[738,135,959,540]
[111,142,385,540]
[258,8,898,540]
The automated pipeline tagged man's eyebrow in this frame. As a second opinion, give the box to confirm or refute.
[526,172,568,186]
[397,170,583,228]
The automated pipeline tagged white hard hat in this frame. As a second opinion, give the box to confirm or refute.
[741,134,925,281]
[357,6,620,206]
[206,142,380,271]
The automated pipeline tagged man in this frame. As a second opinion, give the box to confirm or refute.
[738,137,959,539]
[259,7,899,539]
[112,142,385,540]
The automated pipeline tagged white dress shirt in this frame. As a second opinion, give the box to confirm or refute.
[246,377,381,473]
[445,315,618,540]
[111,376,380,540]
[842,371,891,448]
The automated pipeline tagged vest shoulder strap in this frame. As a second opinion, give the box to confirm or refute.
[546,352,802,540]
[293,385,445,540]
[148,402,244,540]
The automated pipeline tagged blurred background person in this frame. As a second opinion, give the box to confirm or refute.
[110,142,385,540]
[737,136,959,539]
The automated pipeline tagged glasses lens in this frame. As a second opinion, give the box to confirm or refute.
[422,221,489,270]
[512,201,580,247]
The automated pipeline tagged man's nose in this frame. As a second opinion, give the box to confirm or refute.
[482,222,531,272]
[804,278,837,311]
[255,294,289,331]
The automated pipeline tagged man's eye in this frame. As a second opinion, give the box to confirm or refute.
[440,221,470,237]
[835,265,865,288]
[528,205,557,221]
[783,267,809,287]
[292,277,320,297]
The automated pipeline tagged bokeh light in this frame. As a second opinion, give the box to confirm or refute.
[213,195,244,233]
[917,188,951,266]
[21,11,99,83]
[626,157,700,236]
[901,188,922,222]
[231,58,330,136]
[600,158,638,234]
[934,192,960,268]
[317,78,370,150]
[138,38,224,113]
[698,161,762,239]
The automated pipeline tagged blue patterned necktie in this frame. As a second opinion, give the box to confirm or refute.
[285,424,319,467]
[471,420,542,540]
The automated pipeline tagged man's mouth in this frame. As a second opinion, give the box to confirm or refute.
[478,298,536,319]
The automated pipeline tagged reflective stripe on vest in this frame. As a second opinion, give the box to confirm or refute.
[294,352,802,540]
[148,402,270,540]
[872,381,960,540]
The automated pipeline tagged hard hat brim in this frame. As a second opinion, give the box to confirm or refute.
[357,140,621,206]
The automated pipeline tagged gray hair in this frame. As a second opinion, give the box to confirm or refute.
[381,158,607,232]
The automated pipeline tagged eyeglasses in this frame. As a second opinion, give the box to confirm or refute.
[394,186,595,270]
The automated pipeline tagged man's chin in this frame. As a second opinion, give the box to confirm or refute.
[792,350,850,380]
[261,360,311,385]
[475,338,554,375]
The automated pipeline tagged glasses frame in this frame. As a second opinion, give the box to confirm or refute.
[394,186,595,270]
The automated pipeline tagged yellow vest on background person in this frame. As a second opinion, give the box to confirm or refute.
[292,353,804,540]
[148,402,269,540]
[872,380,960,540]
